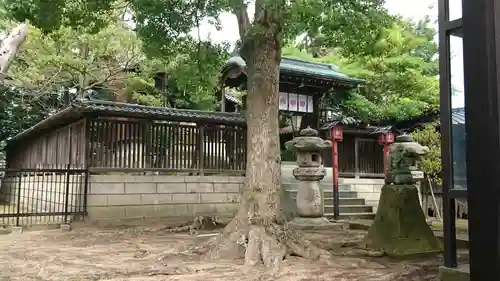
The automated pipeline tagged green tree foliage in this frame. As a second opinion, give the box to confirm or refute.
[0,87,50,140]
[410,125,442,184]
[0,86,57,160]
[141,41,230,110]
[287,17,439,122]
[2,0,115,34]
[1,0,440,138]
[0,5,227,145]
[9,22,147,98]
[2,0,437,123]
[1,0,400,116]
[288,0,395,57]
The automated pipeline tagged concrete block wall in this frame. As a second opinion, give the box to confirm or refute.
[0,174,84,213]
[87,175,245,221]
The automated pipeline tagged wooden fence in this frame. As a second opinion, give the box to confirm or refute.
[6,117,247,175]
[323,134,384,178]
[88,118,246,174]
[7,120,87,169]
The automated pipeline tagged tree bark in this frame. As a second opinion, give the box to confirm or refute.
[207,6,329,268]
[0,23,28,81]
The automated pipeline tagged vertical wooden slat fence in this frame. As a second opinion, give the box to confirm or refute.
[7,120,86,169]
[357,138,384,176]
[322,134,384,178]
[88,118,246,174]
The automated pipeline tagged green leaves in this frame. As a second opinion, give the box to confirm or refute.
[288,0,394,57]
[9,22,146,95]
[0,86,59,146]
[410,125,442,184]
[2,0,115,34]
[283,32,439,123]
[281,1,439,123]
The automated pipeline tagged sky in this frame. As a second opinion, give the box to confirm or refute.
[194,0,465,109]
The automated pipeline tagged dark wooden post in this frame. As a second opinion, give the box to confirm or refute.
[354,138,360,178]
[144,121,152,170]
[462,0,500,279]
[438,0,458,268]
[198,125,205,175]
[312,95,320,129]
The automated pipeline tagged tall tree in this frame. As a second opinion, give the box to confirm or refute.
[4,0,390,267]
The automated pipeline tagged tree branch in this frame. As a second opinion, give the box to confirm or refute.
[0,23,28,81]
[232,0,250,39]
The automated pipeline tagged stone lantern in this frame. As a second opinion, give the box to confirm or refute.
[285,127,337,228]
[362,134,441,256]
[385,134,429,185]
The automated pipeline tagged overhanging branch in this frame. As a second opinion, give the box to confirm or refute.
[232,0,250,39]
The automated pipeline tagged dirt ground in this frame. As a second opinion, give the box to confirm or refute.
[0,225,464,281]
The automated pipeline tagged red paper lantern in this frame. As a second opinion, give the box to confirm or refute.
[378,132,395,145]
[331,124,344,141]
[385,132,395,144]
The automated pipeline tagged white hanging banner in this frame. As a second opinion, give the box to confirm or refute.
[307,96,314,113]
[288,93,298,111]
[298,94,308,112]
[279,92,288,110]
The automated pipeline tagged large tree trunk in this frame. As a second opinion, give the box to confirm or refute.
[207,11,329,268]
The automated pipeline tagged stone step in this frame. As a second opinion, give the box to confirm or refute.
[324,204,373,214]
[324,197,366,206]
[325,212,376,220]
[323,190,358,198]
[282,183,351,191]
[287,190,358,199]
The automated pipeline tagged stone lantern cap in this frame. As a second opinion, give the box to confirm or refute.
[385,134,430,185]
[284,126,332,153]
[392,134,430,156]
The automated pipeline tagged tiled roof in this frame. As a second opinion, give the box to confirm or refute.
[370,126,395,134]
[8,99,245,144]
[317,107,466,134]
[377,107,465,133]
[73,100,245,124]
[225,91,242,105]
[318,107,360,130]
[225,56,364,86]
[452,107,465,125]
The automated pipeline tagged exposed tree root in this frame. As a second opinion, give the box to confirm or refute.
[337,248,385,257]
[160,216,223,235]
[205,217,332,270]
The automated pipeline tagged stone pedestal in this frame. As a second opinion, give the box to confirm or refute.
[439,265,470,281]
[285,127,346,230]
[361,184,442,256]
[294,168,324,217]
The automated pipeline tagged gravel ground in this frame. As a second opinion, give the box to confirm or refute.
[0,225,461,281]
